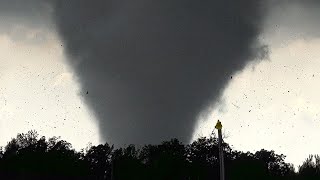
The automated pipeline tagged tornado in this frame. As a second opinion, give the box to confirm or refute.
[51,0,269,146]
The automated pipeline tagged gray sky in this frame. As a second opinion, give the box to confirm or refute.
[195,1,320,167]
[0,0,320,167]
[0,29,100,150]
[0,0,100,149]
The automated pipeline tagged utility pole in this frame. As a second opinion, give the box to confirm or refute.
[215,120,225,180]
[111,156,115,180]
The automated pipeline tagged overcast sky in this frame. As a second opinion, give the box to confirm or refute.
[196,2,320,167]
[0,27,100,150]
[1,0,320,167]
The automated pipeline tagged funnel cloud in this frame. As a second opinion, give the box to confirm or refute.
[51,0,268,145]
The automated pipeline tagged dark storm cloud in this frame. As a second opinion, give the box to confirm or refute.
[263,0,320,47]
[0,0,50,18]
[0,0,53,43]
[51,0,269,146]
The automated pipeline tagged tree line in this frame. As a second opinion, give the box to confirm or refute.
[0,130,319,180]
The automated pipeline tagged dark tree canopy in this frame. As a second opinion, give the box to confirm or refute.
[0,130,317,180]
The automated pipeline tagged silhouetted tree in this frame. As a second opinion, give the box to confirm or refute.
[112,144,145,180]
[0,130,90,180]
[186,136,219,180]
[1,130,318,180]
[255,149,295,179]
[140,139,187,180]
[297,155,320,180]
[85,143,114,180]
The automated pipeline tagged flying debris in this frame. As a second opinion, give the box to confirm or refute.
[232,103,240,109]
